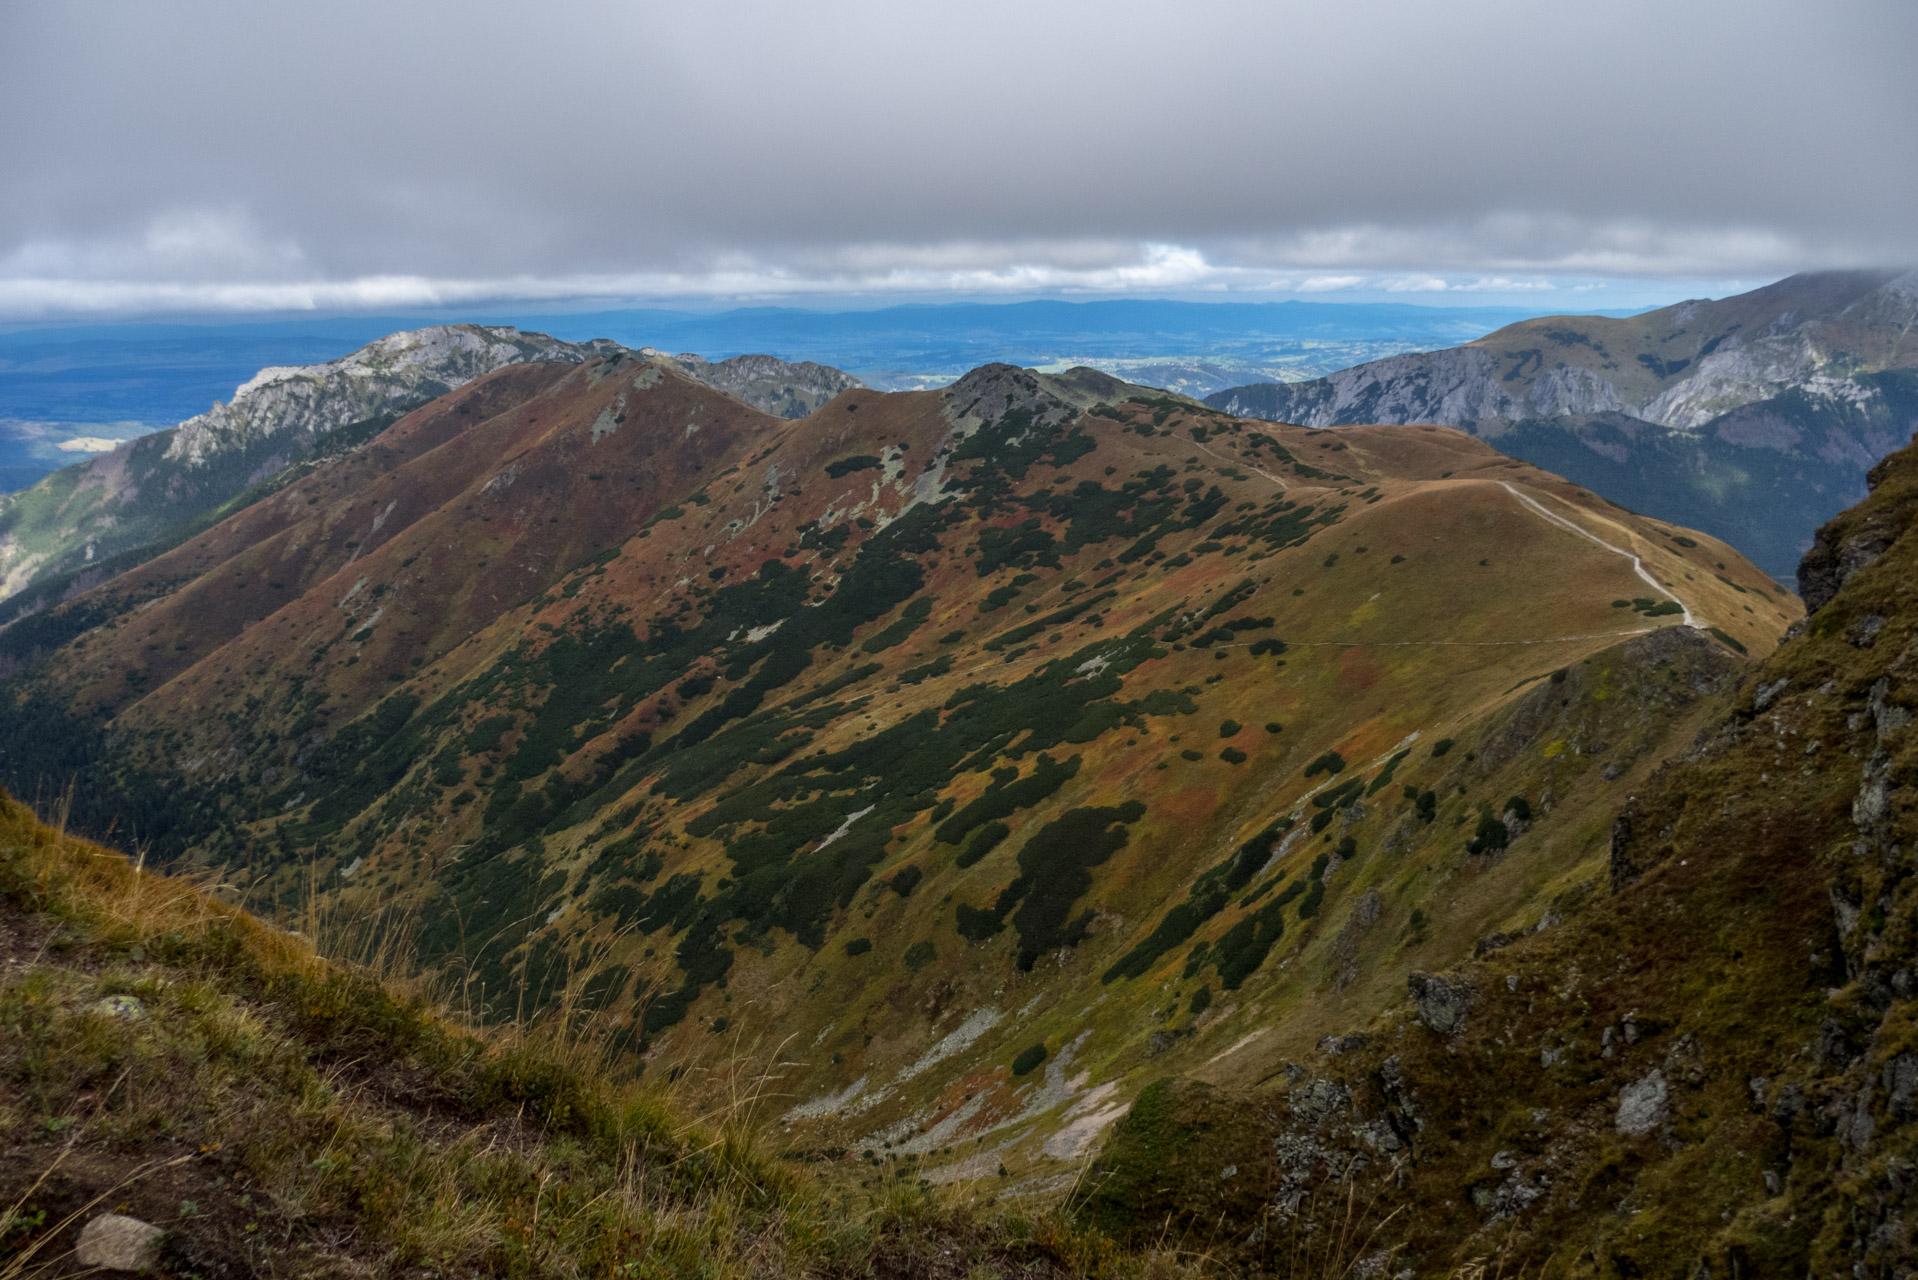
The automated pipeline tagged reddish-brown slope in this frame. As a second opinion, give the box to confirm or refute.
[0,364,1804,1193]
[47,355,786,724]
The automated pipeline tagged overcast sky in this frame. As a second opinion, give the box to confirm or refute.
[2,0,1913,318]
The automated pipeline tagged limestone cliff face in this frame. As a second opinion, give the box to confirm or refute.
[160,326,617,468]
[1212,270,1918,434]
[667,351,865,419]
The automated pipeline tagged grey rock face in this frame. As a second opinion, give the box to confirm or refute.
[673,352,865,419]
[1211,347,1512,428]
[161,325,616,469]
[1799,520,1896,614]
[942,363,1080,432]
[1616,1069,1670,1136]
[89,994,146,1020]
[1408,971,1473,1034]
[76,1214,165,1271]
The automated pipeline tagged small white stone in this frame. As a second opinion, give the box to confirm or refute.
[90,995,146,1021]
[76,1214,165,1271]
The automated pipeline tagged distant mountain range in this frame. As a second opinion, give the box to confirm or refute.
[0,299,1573,490]
[509,298,1574,392]
[0,327,861,617]
[1206,270,1918,581]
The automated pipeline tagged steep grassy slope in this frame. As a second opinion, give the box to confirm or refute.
[1207,270,1918,580]
[1083,432,1918,1276]
[0,793,1163,1279]
[0,356,1796,1196]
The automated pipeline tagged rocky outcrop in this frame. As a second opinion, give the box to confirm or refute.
[941,362,1081,429]
[75,1215,165,1271]
[160,325,618,468]
[669,351,865,419]
[1798,438,1918,612]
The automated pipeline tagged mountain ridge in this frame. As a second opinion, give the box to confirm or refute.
[1206,269,1918,581]
[0,328,866,623]
[0,352,1797,1194]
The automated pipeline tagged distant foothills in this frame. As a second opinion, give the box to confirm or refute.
[0,296,1567,429]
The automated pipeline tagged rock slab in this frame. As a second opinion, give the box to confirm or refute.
[76,1214,165,1271]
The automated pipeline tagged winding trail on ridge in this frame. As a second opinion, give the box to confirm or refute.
[1498,481,1696,628]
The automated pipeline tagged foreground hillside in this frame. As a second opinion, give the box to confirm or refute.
[0,353,1796,1194]
[1207,269,1918,581]
[0,793,1140,1278]
[1086,432,1918,1275]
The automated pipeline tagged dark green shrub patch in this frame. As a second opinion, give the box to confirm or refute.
[1312,777,1364,811]
[898,653,954,684]
[975,518,1061,575]
[1101,819,1289,983]
[935,753,1081,846]
[1303,751,1346,778]
[1209,898,1286,989]
[825,455,882,478]
[1006,802,1146,968]
[1365,750,1410,796]
[1467,813,1510,855]
[860,597,933,653]
[954,821,1010,869]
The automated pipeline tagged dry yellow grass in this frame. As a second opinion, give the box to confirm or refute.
[0,789,1215,1279]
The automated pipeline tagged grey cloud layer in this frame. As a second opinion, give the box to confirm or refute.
[2,0,1913,306]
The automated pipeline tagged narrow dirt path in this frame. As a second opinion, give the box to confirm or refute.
[1184,434,1289,491]
[1498,481,1696,627]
